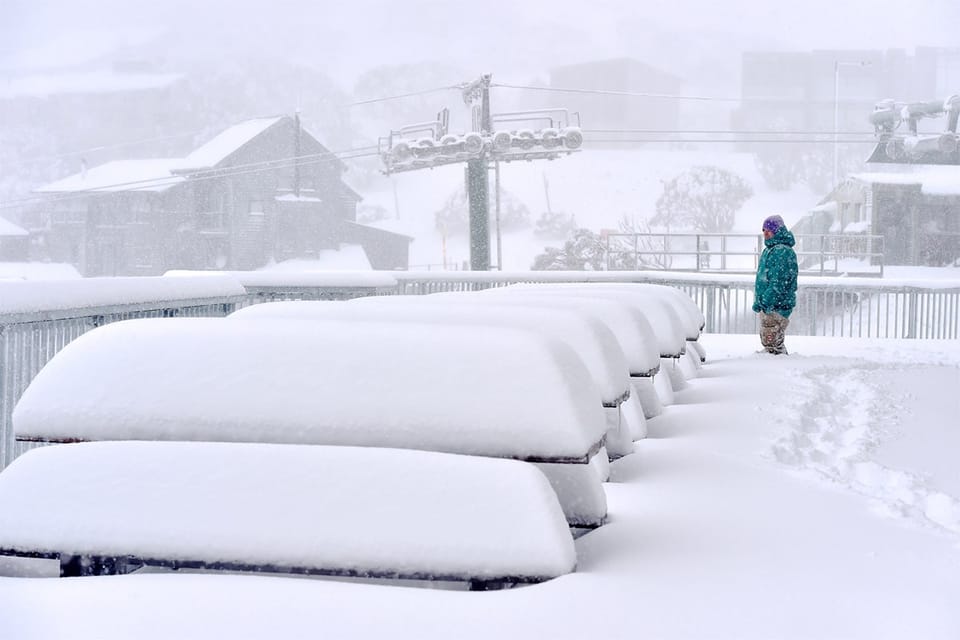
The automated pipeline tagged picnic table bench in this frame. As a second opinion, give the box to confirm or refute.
[0,442,576,590]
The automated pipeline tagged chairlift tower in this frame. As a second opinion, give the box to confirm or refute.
[378,74,584,270]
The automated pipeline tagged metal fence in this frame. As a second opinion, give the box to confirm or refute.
[602,233,885,277]
[392,272,960,339]
[1,273,958,470]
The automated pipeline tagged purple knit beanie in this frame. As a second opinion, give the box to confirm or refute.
[762,215,785,233]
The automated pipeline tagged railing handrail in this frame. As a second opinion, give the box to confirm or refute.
[602,231,886,277]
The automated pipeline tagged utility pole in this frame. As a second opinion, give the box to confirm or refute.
[464,74,492,271]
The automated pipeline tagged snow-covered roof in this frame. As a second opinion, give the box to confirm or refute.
[0,275,245,317]
[36,159,186,193]
[811,201,838,213]
[232,298,632,407]
[345,220,415,240]
[0,71,183,99]
[181,116,286,170]
[0,217,28,237]
[13,317,607,462]
[0,441,576,581]
[853,165,960,196]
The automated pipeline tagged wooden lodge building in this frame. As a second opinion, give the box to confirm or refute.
[30,116,410,276]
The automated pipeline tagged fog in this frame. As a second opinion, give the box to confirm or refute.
[1,0,958,274]
[5,1,960,81]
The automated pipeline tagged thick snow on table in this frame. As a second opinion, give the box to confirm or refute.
[13,318,605,462]
[498,284,688,358]
[232,297,632,407]
[432,290,661,376]
[0,442,575,580]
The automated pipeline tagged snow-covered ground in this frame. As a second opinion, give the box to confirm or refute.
[358,149,818,270]
[1,333,958,639]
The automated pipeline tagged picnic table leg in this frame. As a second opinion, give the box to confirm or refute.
[60,555,121,577]
[468,580,508,591]
[60,555,83,577]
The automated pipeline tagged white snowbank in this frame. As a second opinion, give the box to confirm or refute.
[0,441,575,581]
[13,318,606,462]
[0,275,245,316]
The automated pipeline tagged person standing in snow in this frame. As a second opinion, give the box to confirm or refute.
[753,214,798,354]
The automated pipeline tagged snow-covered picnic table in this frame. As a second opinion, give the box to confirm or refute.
[0,441,575,588]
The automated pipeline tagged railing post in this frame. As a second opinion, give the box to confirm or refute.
[906,290,918,338]
[0,324,8,469]
[820,235,826,276]
[705,288,716,333]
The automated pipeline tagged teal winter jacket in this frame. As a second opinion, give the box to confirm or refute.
[753,226,798,317]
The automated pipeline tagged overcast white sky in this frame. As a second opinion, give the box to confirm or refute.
[4,1,959,66]
[2,0,959,91]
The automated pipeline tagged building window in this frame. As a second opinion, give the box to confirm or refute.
[249,200,264,216]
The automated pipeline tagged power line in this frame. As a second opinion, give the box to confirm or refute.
[12,130,204,166]
[586,138,878,144]
[583,128,878,136]
[491,83,743,103]
[348,86,461,107]
[0,145,380,210]
[9,86,456,166]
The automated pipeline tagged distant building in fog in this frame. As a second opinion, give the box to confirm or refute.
[799,165,960,267]
[29,116,409,276]
[0,217,29,262]
[734,47,960,134]
[549,58,682,146]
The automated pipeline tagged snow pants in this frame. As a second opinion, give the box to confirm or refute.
[759,311,790,355]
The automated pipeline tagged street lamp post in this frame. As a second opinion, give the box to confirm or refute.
[834,60,871,187]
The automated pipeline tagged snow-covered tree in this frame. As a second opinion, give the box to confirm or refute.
[531,228,606,271]
[652,166,753,233]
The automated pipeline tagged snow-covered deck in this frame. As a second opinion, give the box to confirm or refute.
[1,335,957,639]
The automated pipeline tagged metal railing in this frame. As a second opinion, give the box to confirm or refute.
[391,271,959,339]
[602,233,885,277]
[1,271,957,470]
